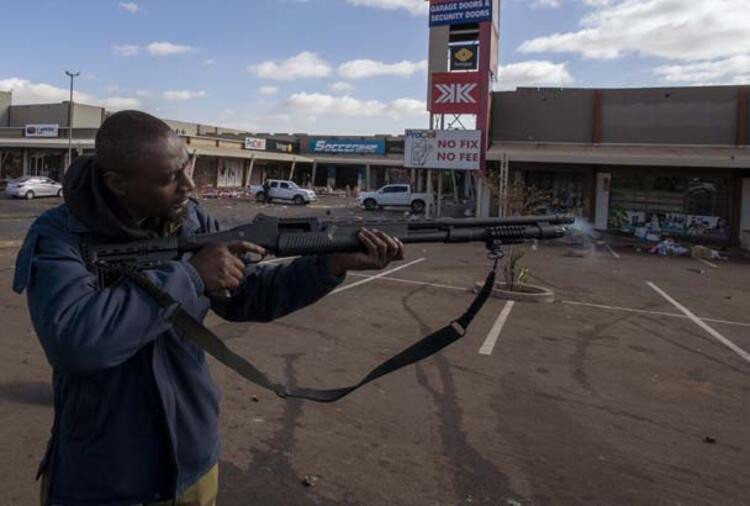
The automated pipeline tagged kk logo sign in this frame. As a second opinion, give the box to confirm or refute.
[429,72,481,114]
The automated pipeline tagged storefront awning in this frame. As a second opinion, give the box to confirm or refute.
[311,155,405,167]
[0,138,95,149]
[487,142,750,169]
[192,146,312,163]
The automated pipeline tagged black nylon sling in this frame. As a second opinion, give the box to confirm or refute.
[108,262,497,403]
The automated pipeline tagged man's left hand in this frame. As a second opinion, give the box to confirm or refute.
[328,228,405,277]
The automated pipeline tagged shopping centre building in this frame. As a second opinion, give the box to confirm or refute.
[0,84,748,245]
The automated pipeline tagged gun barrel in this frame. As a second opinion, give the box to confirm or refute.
[404,214,575,230]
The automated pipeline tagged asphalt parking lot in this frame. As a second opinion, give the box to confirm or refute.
[0,194,748,505]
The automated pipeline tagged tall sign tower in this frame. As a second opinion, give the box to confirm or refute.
[425,0,500,217]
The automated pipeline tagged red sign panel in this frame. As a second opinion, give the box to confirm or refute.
[429,72,481,114]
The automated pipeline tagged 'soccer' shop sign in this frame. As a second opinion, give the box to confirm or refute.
[309,139,385,155]
[404,130,482,171]
[430,72,481,114]
[24,124,59,137]
[429,0,492,27]
[244,137,267,151]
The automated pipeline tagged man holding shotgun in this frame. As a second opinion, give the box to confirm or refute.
[14,110,404,505]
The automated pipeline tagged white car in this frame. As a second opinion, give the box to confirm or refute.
[256,179,317,205]
[358,184,432,213]
[5,176,63,199]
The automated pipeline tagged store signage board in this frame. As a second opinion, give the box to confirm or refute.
[429,72,481,114]
[24,124,59,137]
[429,0,492,27]
[404,129,481,170]
[450,43,479,71]
[309,138,385,155]
[244,137,267,151]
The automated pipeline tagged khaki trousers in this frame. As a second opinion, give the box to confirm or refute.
[40,464,219,506]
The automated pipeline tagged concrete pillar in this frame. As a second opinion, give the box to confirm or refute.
[289,160,296,181]
[244,157,255,187]
[740,178,750,250]
[594,172,611,230]
[411,168,416,190]
[365,164,371,191]
[437,170,443,218]
[327,166,336,189]
[22,150,28,176]
[310,162,317,189]
[426,169,433,218]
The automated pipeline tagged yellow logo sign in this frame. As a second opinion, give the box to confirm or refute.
[454,48,474,63]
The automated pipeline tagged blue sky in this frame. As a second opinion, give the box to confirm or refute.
[1,0,747,134]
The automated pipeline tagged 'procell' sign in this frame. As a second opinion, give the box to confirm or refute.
[429,72,481,114]
[404,129,481,171]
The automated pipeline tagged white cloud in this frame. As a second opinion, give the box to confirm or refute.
[118,2,140,14]
[248,51,331,81]
[284,92,426,119]
[494,60,574,90]
[135,89,151,97]
[338,59,427,79]
[654,55,750,84]
[0,77,141,111]
[163,90,207,100]
[258,86,279,96]
[113,44,139,56]
[146,42,193,56]
[330,81,354,93]
[532,0,560,7]
[203,59,215,66]
[345,0,428,16]
[102,97,142,110]
[518,0,750,62]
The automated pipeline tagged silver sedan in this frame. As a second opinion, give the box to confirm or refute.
[5,176,63,199]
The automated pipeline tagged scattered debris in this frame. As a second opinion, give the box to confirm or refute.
[691,245,724,261]
[251,395,260,402]
[647,239,688,257]
[301,474,320,487]
[703,436,717,444]
[688,268,706,275]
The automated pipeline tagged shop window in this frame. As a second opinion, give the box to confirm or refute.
[524,171,586,216]
[608,173,730,240]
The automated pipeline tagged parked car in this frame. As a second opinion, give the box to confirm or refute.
[5,176,63,199]
[357,184,433,213]
[256,179,317,205]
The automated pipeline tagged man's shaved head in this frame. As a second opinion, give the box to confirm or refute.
[96,110,177,174]
[96,110,194,222]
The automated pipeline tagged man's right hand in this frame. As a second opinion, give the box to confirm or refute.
[189,242,266,292]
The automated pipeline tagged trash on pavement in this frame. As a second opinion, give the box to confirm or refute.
[647,239,688,257]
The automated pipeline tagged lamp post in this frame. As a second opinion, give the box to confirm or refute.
[65,70,80,173]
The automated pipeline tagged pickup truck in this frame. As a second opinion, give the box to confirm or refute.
[255,179,318,205]
[357,184,432,213]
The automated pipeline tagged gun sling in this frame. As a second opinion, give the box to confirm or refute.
[103,261,497,403]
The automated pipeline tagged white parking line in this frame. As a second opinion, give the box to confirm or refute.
[605,244,620,259]
[347,272,470,292]
[330,258,426,295]
[562,300,750,329]
[696,258,718,269]
[479,301,515,356]
[647,281,750,365]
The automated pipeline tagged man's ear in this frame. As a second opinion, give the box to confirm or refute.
[102,171,128,197]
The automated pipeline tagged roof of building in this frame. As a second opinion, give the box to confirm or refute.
[487,142,750,168]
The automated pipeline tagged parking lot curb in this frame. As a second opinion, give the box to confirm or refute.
[0,240,22,249]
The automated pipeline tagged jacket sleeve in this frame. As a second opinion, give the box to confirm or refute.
[19,225,209,374]
[192,204,345,323]
[212,255,344,323]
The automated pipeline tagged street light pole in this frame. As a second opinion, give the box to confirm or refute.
[65,70,80,173]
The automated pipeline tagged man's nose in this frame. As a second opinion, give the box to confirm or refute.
[178,169,195,192]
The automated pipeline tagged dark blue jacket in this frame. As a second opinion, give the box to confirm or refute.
[14,201,343,505]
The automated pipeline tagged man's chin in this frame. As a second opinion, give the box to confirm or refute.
[166,201,189,222]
